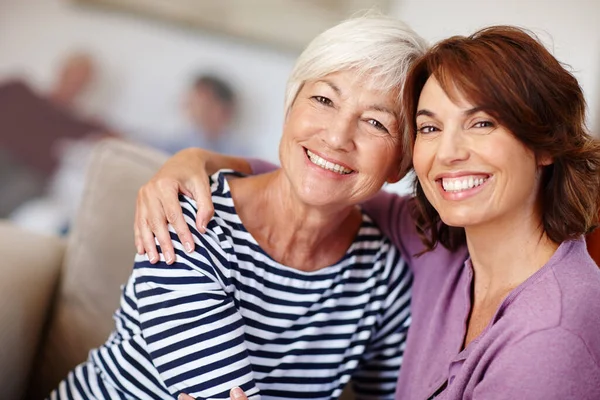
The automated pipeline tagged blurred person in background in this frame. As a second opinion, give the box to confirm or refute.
[153,74,247,156]
[48,51,97,112]
[0,50,106,221]
[4,50,118,233]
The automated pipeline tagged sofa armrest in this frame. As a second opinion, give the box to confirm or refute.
[0,220,65,400]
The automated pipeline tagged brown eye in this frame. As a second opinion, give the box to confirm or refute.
[312,96,333,107]
[418,125,439,134]
[367,119,389,133]
[473,121,495,129]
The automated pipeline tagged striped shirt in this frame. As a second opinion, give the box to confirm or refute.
[50,171,412,400]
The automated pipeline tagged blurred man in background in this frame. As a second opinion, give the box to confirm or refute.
[48,51,97,112]
[157,74,246,155]
[2,51,118,233]
[0,51,105,220]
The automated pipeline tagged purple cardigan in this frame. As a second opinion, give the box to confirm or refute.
[250,160,600,399]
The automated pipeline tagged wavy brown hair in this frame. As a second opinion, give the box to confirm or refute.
[401,26,600,252]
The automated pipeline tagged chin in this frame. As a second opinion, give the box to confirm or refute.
[295,184,346,208]
[438,211,478,228]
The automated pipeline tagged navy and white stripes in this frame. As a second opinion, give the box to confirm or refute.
[50,171,412,400]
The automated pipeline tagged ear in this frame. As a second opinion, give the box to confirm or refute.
[386,169,403,184]
[537,152,553,167]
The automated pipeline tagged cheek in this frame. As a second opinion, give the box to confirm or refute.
[411,139,433,180]
[361,138,401,176]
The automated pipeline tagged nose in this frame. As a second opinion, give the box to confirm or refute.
[436,127,470,165]
[320,113,356,152]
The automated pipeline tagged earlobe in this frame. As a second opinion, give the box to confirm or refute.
[538,154,553,166]
[386,170,402,184]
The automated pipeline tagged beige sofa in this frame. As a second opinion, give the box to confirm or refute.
[0,139,355,400]
[0,139,168,399]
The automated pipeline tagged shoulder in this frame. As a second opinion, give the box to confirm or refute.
[179,170,244,236]
[550,240,600,365]
[496,240,600,369]
[362,192,469,274]
[354,213,405,268]
[515,327,599,368]
[475,327,600,399]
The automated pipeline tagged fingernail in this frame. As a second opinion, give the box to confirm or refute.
[165,252,173,264]
[184,242,193,253]
[231,387,244,399]
[201,225,207,233]
[148,253,156,263]
[177,395,185,400]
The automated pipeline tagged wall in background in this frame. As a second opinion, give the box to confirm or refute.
[396,0,600,133]
[0,0,296,162]
[1,0,599,194]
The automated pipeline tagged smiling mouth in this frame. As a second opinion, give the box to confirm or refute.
[305,149,354,175]
[440,175,490,192]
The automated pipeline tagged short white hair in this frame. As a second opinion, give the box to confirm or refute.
[284,14,428,115]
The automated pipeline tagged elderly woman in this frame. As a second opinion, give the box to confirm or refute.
[139,27,600,399]
[50,15,427,400]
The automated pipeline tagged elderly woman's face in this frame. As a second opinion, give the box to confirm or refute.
[412,76,550,229]
[278,70,402,207]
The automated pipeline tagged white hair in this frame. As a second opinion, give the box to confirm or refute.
[284,14,429,115]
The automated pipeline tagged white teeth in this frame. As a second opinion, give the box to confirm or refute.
[442,176,488,192]
[306,150,353,175]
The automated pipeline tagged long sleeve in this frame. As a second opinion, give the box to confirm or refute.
[134,196,261,399]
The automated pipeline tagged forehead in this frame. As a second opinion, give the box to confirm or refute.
[418,76,477,112]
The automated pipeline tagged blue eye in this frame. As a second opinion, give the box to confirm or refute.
[312,96,333,106]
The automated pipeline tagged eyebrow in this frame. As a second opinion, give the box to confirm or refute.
[416,106,487,118]
[368,104,396,116]
[317,79,342,96]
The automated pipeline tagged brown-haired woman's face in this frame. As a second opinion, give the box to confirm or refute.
[412,76,548,229]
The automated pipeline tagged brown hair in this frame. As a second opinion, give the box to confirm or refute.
[401,26,600,252]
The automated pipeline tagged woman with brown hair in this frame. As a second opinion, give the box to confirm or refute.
[137,26,600,399]
[393,26,600,398]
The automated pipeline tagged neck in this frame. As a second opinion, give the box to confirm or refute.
[229,170,362,271]
[465,209,558,295]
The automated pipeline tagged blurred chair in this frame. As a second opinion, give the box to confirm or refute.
[0,139,167,399]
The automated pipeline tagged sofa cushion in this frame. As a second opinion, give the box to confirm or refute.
[27,139,168,398]
[0,221,64,400]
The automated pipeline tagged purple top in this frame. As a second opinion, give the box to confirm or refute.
[250,160,600,399]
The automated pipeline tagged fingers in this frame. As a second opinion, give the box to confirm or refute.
[134,188,160,262]
[160,196,194,255]
[230,387,247,399]
[189,174,215,234]
[150,215,176,264]
[176,387,246,400]
[135,183,175,263]
[133,147,217,261]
